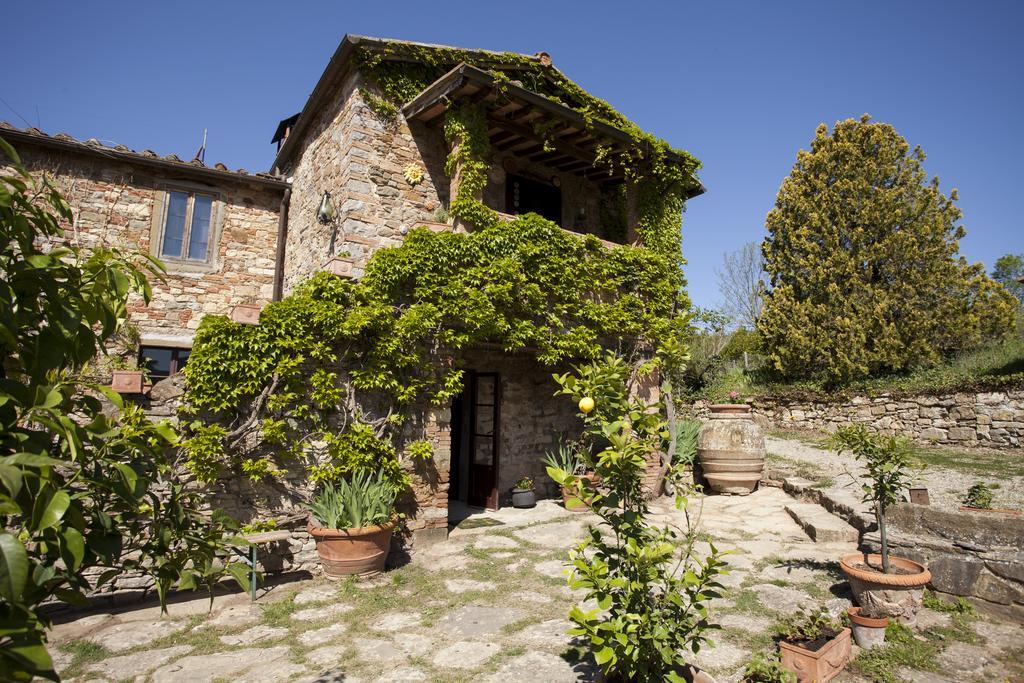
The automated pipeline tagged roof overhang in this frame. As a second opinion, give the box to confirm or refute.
[403,63,705,197]
[1,126,289,191]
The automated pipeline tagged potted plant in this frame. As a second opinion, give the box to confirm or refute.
[511,476,536,508]
[543,441,596,512]
[960,481,1020,515]
[831,425,932,622]
[775,605,851,683]
[741,650,796,683]
[110,358,146,394]
[846,606,888,650]
[307,470,397,578]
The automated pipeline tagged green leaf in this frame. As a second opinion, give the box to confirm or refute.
[0,532,29,603]
[37,490,70,530]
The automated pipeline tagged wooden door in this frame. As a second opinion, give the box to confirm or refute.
[468,372,500,509]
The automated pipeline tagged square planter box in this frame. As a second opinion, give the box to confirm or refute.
[110,370,145,394]
[322,256,364,280]
[229,303,262,325]
[779,627,851,683]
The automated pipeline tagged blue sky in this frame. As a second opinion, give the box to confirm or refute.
[3,1,1021,309]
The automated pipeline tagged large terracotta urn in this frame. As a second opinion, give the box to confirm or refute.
[696,404,765,495]
[308,518,395,578]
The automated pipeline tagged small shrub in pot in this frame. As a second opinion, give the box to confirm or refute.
[511,475,536,508]
[775,605,851,682]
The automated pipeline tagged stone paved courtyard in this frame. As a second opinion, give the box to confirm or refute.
[46,458,1024,682]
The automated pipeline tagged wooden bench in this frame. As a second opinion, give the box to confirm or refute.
[230,530,293,601]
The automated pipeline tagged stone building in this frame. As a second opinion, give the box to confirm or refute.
[0,35,703,546]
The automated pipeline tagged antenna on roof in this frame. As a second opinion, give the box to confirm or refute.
[193,128,207,164]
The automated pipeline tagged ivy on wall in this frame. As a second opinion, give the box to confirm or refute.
[355,43,701,261]
[182,215,689,487]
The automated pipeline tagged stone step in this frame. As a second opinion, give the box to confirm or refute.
[784,501,860,544]
[781,475,877,536]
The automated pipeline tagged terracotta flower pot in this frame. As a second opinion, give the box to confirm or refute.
[779,627,851,683]
[562,472,600,512]
[840,552,931,622]
[847,607,888,649]
[697,404,765,495]
[308,518,395,578]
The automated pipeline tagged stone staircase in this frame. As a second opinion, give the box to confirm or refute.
[768,474,869,545]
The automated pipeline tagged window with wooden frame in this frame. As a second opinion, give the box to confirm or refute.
[138,345,190,381]
[157,189,216,263]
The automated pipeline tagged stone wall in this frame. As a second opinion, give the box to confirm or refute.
[690,390,1024,449]
[4,143,283,344]
[280,70,447,293]
[863,503,1024,620]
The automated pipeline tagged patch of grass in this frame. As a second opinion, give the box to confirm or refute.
[907,444,1024,480]
[260,596,300,627]
[55,639,110,678]
[727,589,776,618]
[850,622,941,682]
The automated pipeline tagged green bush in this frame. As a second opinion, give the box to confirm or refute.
[961,482,995,509]
[741,651,796,683]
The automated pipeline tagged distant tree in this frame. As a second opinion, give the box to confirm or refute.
[715,241,765,329]
[992,253,1024,309]
[757,115,1017,384]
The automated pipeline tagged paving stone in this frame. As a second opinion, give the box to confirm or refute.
[294,584,340,605]
[370,611,422,631]
[219,623,289,645]
[914,608,953,632]
[510,590,554,604]
[717,612,772,633]
[305,645,348,668]
[785,502,859,543]
[299,622,348,646]
[445,578,496,593]
[936,641,996,675]
[248,659,308,682]
[432,640,501,668]
[421,553,473,571]
[475,535,520,549]
[354,636,403,663]
[374,666,429,682]
[293,602,353,621]
[533,559,569,579]
[758,563,822,583]
[896,670,957,682]
[491,551,515,559]
[971,619,1024,649]
[513,520,588,547]
[86,618,187,652]
[689,638,750,670]
[204,603,261,628]
[510,618,574,648]
[482,651,603,683]
[747,583,813,612]
[151,646,289,682]
[394,632,434,657]
[86,645,192,679]
[435,604,526,638]
[50,612,114,641]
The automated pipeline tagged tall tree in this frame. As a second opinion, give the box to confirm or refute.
[715,241,765,329]
[992,253,1024,309]
[757,115,1016,384]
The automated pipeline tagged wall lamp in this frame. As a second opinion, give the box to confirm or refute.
[317,190,335,224]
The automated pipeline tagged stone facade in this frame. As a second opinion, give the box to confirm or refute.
[863,503,1024,620]
[3,140,284,346]
[690,390,1024,449]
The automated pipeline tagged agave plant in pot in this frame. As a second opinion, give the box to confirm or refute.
[543,440,596,512]
[832,425,931,623]
[307,470,397,578]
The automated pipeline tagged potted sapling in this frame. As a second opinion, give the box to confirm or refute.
[307,470,397,578]
[960,481,1020,515]
[776,605,851,682]
[511,476,536,508]
[832,425,931,622]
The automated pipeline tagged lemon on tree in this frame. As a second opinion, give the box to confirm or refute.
[578,397,595,414]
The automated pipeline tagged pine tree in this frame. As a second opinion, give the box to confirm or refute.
[757,115,1016,384]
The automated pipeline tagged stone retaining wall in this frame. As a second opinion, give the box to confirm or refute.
[862,503,1024,621]
[690,390,1024,448]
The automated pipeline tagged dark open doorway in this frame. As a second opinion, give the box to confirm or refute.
[506,174,562,226]
[449,371,501,511]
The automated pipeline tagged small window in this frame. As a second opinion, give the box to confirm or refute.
[139,345,190,381]
[160,190,215,261]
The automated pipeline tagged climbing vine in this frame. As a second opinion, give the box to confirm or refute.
[182,215,689,487]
